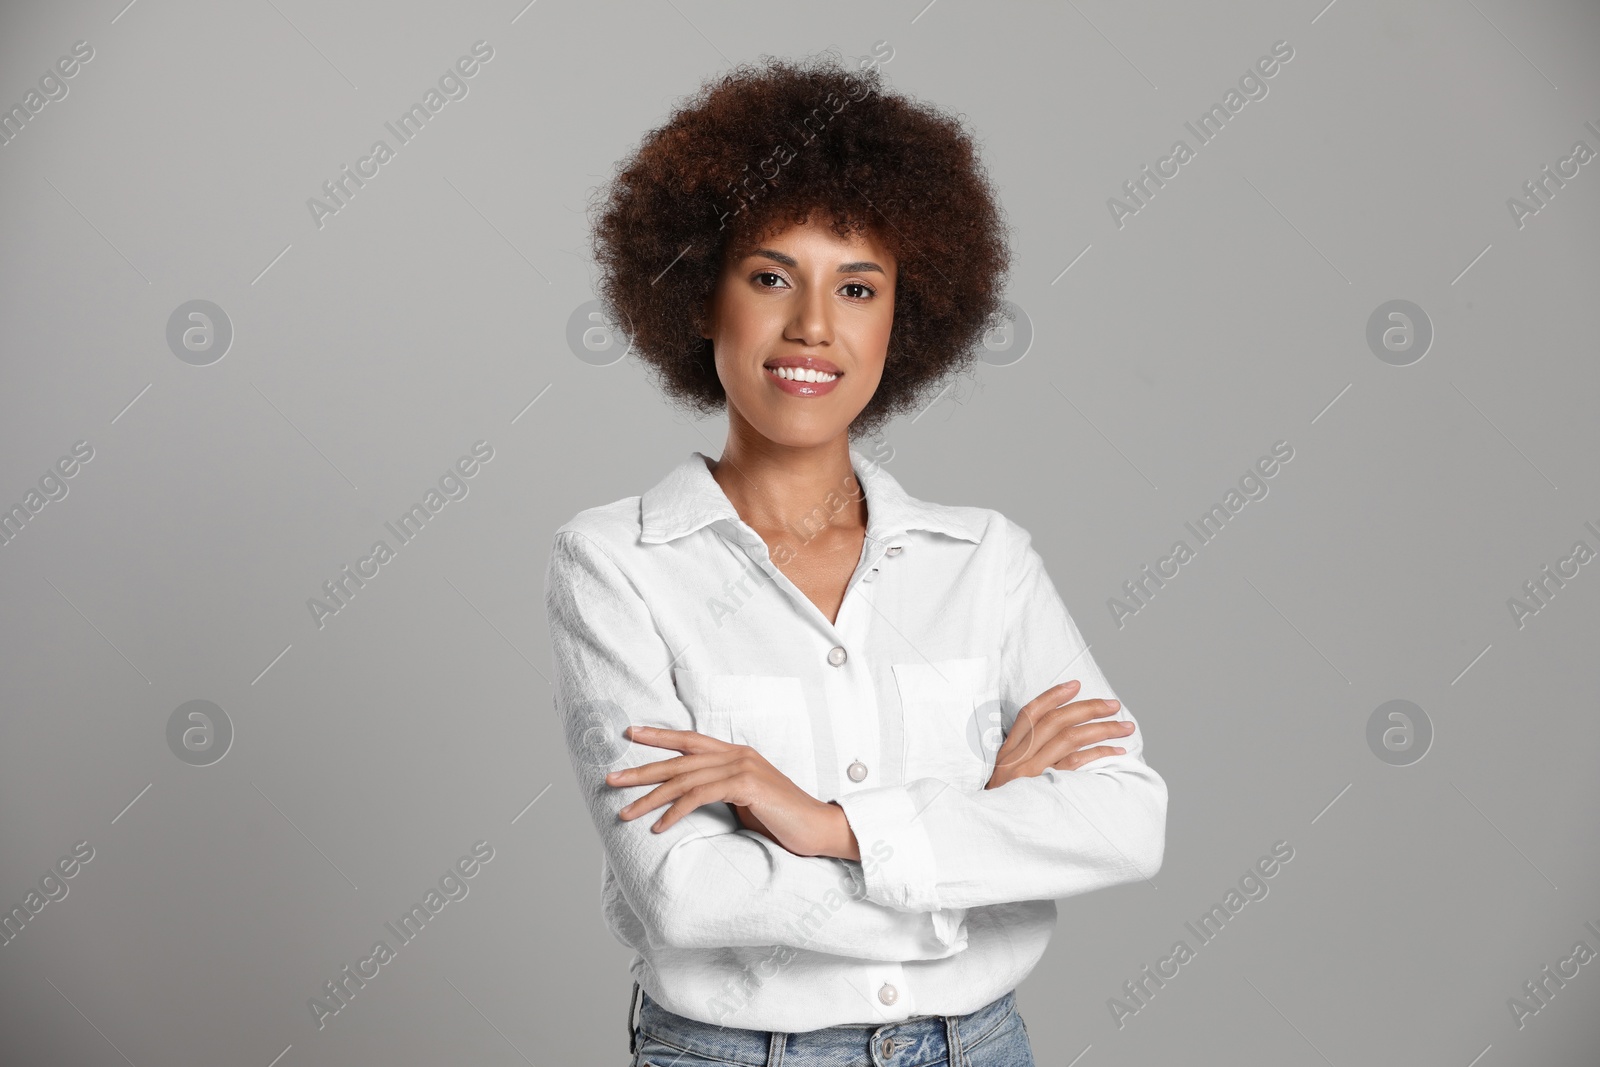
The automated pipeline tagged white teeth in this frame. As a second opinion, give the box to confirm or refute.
[770,366,838,382]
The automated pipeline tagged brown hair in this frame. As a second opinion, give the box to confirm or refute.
[589,51,1011,438]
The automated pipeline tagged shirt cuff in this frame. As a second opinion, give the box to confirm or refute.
[837,839,966,951]
[835,784,942,912]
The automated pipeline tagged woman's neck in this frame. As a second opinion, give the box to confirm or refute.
[707,431,866,539]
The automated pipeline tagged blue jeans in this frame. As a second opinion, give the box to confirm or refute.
[627,981,1036,1066]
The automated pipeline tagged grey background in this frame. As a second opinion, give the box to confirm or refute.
[2,0,1597,1063]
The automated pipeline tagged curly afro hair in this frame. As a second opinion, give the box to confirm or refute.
[589,51,1011,439]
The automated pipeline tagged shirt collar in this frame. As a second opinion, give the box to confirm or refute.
[639,448,984,547]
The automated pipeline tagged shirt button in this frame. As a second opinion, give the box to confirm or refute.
[827,646,848,667]
[862,568,878,583]
[886,545,903,557]
[877,982,898,1005]
[847,760,868,782]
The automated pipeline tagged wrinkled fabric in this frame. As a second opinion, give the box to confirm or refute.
[546,448,1166,1032]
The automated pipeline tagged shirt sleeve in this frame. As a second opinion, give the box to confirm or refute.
[545,529,969,959]
[833,517,1168,913]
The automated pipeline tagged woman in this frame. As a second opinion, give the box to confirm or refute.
[546,53,1167,1066]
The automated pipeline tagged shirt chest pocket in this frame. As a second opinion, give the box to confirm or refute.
[673,671,820,797]
[893,656,996,792]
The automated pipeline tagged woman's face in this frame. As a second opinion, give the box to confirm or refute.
[702,215,897,448]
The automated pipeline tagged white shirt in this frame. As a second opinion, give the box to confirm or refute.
[544,447,1166,1032]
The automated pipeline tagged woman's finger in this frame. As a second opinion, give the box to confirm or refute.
[1007,698,1124,763]
[1049,697,1122,729]
[624,725,727,753]
[606,752,717,787]
[1060,717,1136,751]
[1050,744,1126,771]
[995,681,1076,756]
[1033,720,1132,770]
[992,688,1066,767]
[653,780,739,833]
[1007,681,1081,739]
[1029,679,1082,710]
[618,764,736,823]
[994,699,1115,769]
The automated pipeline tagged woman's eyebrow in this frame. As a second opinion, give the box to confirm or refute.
[745,248,886,274]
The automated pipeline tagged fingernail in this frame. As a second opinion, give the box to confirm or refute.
[1114,747,1127,754]
[1108,700,1120,710]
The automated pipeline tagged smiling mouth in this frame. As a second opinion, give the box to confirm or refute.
[766,365,840,383]
[763,360,843,396]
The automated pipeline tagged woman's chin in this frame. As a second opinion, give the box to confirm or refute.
[746,412,859,450]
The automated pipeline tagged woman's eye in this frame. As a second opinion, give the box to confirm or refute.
[753,271,787,288]
[841,282,875,299]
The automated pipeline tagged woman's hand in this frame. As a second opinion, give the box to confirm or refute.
[606,725,853,858]
[985,679,1134,790]
[732,802,774,838]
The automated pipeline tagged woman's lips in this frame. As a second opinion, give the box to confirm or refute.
[765,365,842,396]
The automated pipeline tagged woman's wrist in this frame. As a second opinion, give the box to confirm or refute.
[811,799,861,862]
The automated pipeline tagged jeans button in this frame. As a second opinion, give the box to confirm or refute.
[880,1035,895,1057]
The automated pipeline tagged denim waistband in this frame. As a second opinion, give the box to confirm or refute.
[628,981,1017,1066]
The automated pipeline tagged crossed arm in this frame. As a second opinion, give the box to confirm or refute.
[548,521,1167,943]
[606,675,1137,859]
